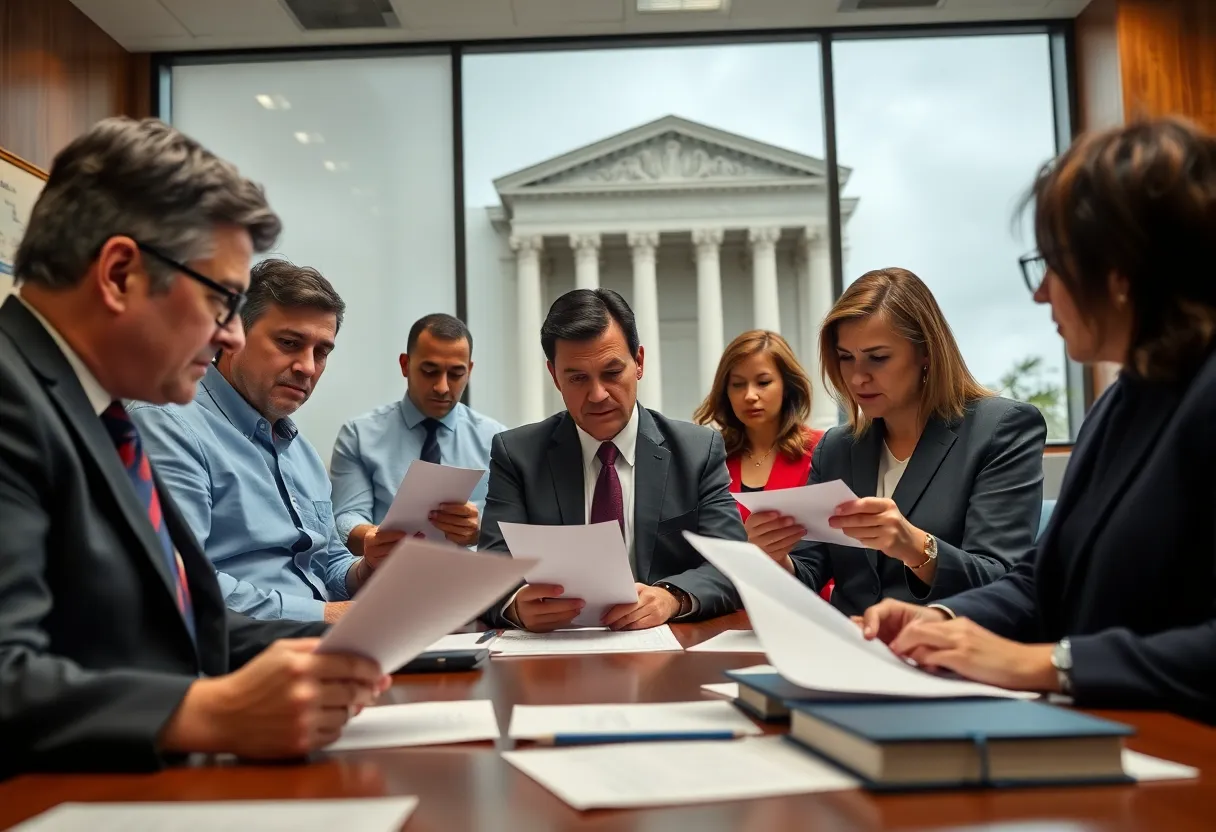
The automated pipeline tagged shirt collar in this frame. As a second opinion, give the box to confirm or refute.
[400,392,461,432]
[200,363,298,442]
[17,294,112,416]
[576,402,640,470]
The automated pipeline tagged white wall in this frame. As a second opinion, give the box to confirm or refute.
[172,56,455,464]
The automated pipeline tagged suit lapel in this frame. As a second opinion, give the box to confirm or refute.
[632,408,669,583]
[850,425,882,572]
[547,414,586,525]
[890,418,958,521]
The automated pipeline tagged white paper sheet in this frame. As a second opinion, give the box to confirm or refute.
[424,631,497,652]
[1122,750,1200,782]
[732,479,864,548]
[508,701,763,741]
[685,629,766,654]
[378,460,485,540]
[8,799,419,832]
[683,532,1035,700]
[318,538,535,673]
[701,682,740,700]
[498,521,638,627]
[326,700,500,751]
[490,625,684,657]
[502,735,858,810]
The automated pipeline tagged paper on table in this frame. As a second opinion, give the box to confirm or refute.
[490,625,684,657]
[8,799,419,832]
[683,532,1035,700]
[424,631,496,652]
[508,701,763,741]
[318,537,535,673]
[701,682,739,700]
[326,700,499,752]
[732,479,863,548]
[686,629,765,654]
[1122,750,1200,782]
[498,521,637,627]
[378,460,485,540]
[502,735,858,810]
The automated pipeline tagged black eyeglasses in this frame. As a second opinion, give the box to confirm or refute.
[1018,252,1048,295]
[136,242,246,328]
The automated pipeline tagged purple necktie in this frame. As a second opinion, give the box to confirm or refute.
[590,441,624,536]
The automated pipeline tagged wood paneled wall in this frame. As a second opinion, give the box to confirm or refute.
[0,0,149,172]
[1116,0,1216,132]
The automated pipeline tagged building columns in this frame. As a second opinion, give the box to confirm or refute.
[627,232,663,412]
[570,233,601,290]
[692,228,725,394]
[749,226,782,333]
[511,234,545,426]
[801,228,838,430]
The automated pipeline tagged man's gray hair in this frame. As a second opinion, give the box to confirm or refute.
[14,116,281,290]
[242,258,346,333]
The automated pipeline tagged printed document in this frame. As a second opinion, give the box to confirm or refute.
[732,479,863,547]
[507,701,763,741]
[318,538,535,673]
[8,799,419,832]
[327,700,499,752]
[498,521,637,627]
[685,629,765,654]
[378,460,484,540]
[490,625,683,657]
[684,532,1035,700]
[502,736,858,810]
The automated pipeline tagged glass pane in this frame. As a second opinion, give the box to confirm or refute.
[833,34,1072,441]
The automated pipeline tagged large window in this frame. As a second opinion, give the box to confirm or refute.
[172,54,455,462]
[832,34,1077,441]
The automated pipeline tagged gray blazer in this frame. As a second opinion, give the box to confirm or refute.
[0,297,324,779]
[479,406,747,624]
[791,396,1046,616]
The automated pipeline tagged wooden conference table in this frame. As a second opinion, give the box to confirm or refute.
[1,612,1213,831]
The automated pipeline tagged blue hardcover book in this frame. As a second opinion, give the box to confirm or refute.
[787,699,1135,790]
[724,670,902,722]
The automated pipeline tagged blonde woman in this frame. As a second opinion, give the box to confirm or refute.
[755,268,1046,616]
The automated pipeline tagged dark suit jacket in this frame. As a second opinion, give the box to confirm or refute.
[945,357,1216,724]
[790,396,1046,616]
[0,297,324,779]
[479,406,746,625]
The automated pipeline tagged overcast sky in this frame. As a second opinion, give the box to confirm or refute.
[461,35,1069,433]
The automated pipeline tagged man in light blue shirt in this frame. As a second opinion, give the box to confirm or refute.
[331,313,505,557]
[131,259,381,623]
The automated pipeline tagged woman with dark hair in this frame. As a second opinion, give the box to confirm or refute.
[859,117,1216,724]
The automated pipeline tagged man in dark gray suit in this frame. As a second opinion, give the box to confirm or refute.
[480,289,746,632]
[0,117,384,779]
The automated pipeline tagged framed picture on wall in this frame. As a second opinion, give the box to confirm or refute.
[1,147,48,294]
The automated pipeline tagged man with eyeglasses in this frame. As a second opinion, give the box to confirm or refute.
[131,259,376,624]
[0,117,385,777]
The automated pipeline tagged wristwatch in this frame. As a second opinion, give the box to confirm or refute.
[656,582,693,618]
[1052,637,1074,695]
[912,533,938,570]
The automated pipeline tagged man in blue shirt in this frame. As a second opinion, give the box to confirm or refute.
[330,313,505,556]
[131,259,376,623]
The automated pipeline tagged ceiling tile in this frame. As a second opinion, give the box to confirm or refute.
[159,0,299,36]
[68,0,191,42]
[513,0,626,26]
[394,0,515,29]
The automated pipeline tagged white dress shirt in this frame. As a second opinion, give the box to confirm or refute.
[876,441,911,501]
[17,295,111,415]
[575,402,640,561]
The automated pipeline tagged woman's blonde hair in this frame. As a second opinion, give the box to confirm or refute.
[820,268,990,435]
[693,330,813,460]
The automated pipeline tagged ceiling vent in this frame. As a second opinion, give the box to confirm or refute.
[838,0,944,10]
[280,0,401,30]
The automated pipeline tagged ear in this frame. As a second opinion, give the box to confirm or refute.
[93,236,141,315]
[635,345,645,380]
[467,359,475,375]
[546,360,559,391]
[399,353,409,378]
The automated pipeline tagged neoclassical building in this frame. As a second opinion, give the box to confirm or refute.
[467,115,856,429]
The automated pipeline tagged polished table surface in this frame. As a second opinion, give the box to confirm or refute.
[2,612,1214,831]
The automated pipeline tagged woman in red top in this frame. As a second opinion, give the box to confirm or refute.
[694,330,830,598]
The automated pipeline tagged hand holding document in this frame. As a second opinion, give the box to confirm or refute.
[508,701,763,744]
[732,479,864,548]
[683,532,1035,700]
[490,625,683,657]
[318,537,535,673]
[502,735,858,810]
[498,521,637,626]
[378,459,484,540]
[8,799,419,832]
[326,700,499,752]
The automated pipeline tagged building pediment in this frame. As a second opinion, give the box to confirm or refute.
[494,115,848,204]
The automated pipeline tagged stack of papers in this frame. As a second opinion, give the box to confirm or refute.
[378,460,485,540]
[1123,750,1200,782]
[507,701,763,743]
[685,629,765,654]
[502,736,858,810]
[325,700,500,752]
[490,625,684,657]
[700,664,776,701]
[8,799,420,832]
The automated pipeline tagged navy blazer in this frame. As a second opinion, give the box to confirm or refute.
[791,397,1046,616]
[946,353,1216,723]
